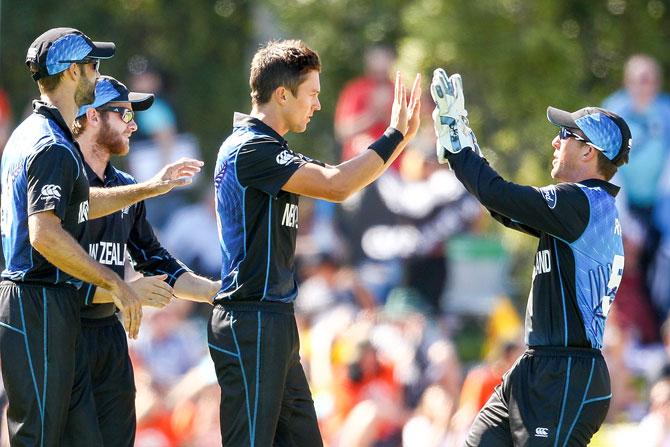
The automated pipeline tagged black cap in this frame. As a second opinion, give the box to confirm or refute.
[547,106,632,164]
[77,75,155,118]
[26,27,115,81]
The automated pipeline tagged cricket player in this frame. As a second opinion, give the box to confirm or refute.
[209,39,420,446]
[0,27,200,445]
[430,68,631,446]
[72,75,220,446]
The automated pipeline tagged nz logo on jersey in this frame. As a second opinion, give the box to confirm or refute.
[40,184,61,203]
[539,185,557,209]
[281,203,299,229]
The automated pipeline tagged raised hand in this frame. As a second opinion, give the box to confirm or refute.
[389,71,409,136]
[129,274,174,308]
[430,68,480,163]
[405,73,422,140]
[150,157,204,194]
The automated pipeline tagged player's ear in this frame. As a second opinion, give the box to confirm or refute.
[86,108,100,125]
[583,145,597,161]
[274,86,288,105]
[63,63,79,81]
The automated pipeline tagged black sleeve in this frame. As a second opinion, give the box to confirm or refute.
[446,149,589,242]
[236,139,323,196]
[127,200,190,287]
[26,144,81,219]
[488,210,542,237]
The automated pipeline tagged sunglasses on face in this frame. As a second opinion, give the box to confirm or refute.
[98,106,134,124]
[559,127,589,143]
[59,57,101,72]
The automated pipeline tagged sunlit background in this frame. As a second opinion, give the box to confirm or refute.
[1,1,670,445]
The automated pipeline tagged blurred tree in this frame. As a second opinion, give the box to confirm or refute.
[1,0,254,174]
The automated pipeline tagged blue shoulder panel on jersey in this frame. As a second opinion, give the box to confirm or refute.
[568,184,624,349]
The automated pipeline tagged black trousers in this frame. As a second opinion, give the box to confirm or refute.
[208,301,323,447]
[0,281,101,446]
[467,347,611,447]
[82,316,136,447]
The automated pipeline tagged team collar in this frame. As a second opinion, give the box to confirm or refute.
[32,100,76,141]
[84,161,118,186]
[233,112,287,145]
[579,178,620,197]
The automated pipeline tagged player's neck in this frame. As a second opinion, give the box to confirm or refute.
[250,104,288,136]
[40,89,78,130]
[79,136,110,180]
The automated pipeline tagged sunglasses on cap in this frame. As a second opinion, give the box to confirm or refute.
[98,106,134,124]
[559,127,589,143]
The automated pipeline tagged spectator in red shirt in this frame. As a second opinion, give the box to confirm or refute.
[335,45,397,165]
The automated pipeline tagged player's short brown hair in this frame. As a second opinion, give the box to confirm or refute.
[29,62,65,93]
[596,150,622,181]
[72,115,87,137]
[249,40,321,106]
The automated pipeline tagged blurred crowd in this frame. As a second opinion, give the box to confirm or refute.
[2,49,670,446]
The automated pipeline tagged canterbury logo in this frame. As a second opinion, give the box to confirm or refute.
[276,150,294,165]
[40,184,61,201]
[535,427,549,438]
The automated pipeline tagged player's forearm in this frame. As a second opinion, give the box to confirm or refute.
[91,286,113,304]
[328,152,386,201]
[173,272,220,303]
[329,128,405,200]
[88,182,164,219]
[28,214,122,291]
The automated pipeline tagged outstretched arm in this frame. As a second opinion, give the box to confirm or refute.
[282,73,422,202]
[91,274,174,308]
[88,158,204,219]
[173,272,220,303]
[430,68,588,241]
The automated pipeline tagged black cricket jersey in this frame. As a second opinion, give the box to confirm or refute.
[213,113,324,303]
[447,149,624,350]
[1,101,89,286]
[79,162,188,318]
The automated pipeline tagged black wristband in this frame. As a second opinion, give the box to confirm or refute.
[368,127,404,163]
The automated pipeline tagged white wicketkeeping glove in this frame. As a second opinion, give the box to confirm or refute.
[430,68,481,164]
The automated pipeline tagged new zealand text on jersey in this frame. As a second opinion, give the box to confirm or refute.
[89,242,126,266]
